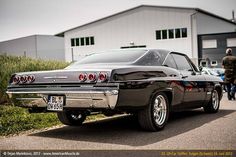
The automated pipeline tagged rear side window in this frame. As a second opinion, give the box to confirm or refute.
[163,54,177,69]
[136,51,163,66]
[171,54,192,71]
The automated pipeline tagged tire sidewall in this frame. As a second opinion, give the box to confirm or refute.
[210,89,220,112]
[150,92,170,130]
[204,89,220,113]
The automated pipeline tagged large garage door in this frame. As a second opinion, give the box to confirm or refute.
[198,32,236,67]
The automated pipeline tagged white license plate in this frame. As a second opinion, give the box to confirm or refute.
[47,96,64,111]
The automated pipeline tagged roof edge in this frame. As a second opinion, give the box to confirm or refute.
[55,4,236,37]
[0,34,62,43]
[196,8,236,25]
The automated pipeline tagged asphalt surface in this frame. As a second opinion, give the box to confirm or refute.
[0,93,236,150]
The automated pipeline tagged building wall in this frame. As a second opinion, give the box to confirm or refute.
[196,12,236,35]
[36,35,65,61]
[65,7,195,62]
[0,35,36,58]
[0,35,65,61]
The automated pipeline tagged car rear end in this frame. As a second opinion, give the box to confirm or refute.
[7,69,119,112]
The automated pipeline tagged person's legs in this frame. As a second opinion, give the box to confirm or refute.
[226,83,232,100]
[231,84,236,100]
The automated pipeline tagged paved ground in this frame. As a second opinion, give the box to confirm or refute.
[0,94,236,150]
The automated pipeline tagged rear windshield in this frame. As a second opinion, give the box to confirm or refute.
[66,49,147,68]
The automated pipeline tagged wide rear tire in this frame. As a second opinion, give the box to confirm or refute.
[138,92,170,131]
[204,89,220,113]
[57,110,87,126]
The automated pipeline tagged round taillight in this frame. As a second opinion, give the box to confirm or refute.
[27,75,35,83]
[79,73,87,82]
[20,75,27,83]
[12,75,20,84]
[98,73,107,82]
[88,73,96,82]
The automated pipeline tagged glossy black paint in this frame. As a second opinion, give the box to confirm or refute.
[7,49,223,113]
[107,52,222,111]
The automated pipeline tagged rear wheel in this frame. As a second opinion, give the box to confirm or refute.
[57,110,87,126]
[138,92,170,131]
[204,89,220,113]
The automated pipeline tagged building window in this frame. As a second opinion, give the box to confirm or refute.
[90,37,95,45]
[162,30,167,39]
[175,29,181,38]
[156,28,187,40]
[76,38,80,46]
[72,36,95,47]
[80,38,85,46]
[227,38,236,47]
[156,30,161,40]
[202,39,217,49]
[168,29,174,39]
[181,28,187,38]
[85,37,90,45]
[71,38,75,47]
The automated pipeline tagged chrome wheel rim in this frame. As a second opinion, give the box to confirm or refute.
[153,95,167,126]
[212,90,219,110]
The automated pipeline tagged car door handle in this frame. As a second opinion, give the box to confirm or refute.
[182,75,188,79]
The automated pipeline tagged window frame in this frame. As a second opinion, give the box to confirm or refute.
[163,52,199,73]
[202,39,217,49]
[156,30,161,40]
[162,30,168,39]
[181,28,187,38]
[175,28,181,38]
[90,36,95,45]
[76,38,80,46]
[80,37,85,46]
[85,37,90,45]
[71,38,75,47]
[168,29,174,39]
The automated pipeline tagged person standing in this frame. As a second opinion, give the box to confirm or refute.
[222,48,236,100]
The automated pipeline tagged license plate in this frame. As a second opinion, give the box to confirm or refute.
[47,96,64,111]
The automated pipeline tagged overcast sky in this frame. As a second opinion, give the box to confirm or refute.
[0,0,235,42]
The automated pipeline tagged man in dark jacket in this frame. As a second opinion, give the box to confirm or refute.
[222,48,236,100]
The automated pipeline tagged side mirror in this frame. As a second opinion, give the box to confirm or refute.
[199,66,203,72]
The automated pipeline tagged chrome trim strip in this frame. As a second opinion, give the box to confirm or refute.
[44,76,68,79]
[16,98,42,100]
[7,90,117,94]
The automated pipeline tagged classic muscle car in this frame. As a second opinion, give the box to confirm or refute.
[7,49,223,131]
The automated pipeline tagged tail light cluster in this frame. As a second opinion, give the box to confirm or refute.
[12,75,35,84]
[78,72,108,83]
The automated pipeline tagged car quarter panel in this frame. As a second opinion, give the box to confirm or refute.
[109,66,185,109]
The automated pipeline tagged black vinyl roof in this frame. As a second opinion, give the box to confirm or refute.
[55,5,236,37]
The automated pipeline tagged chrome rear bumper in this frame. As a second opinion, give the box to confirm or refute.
[7,87,119,109]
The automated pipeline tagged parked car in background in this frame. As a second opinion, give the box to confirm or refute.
[201,67,220,77]
[201,67,226,91]
[7,49,223,131]
[211,68,225,81]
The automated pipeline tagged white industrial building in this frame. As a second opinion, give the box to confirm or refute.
[0,35,65,61]
[56,5,236,64]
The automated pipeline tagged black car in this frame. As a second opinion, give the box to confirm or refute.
[7,49,223,131]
